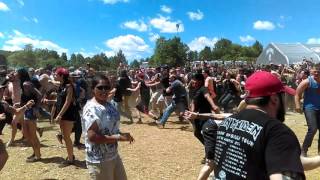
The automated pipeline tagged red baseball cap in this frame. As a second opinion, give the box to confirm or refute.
[245,71,296,98]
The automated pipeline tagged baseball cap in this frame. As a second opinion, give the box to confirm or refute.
[245,71,295,98]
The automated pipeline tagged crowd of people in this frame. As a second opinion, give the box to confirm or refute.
[0,60,320,179]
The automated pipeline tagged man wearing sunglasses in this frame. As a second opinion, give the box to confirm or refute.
[212,71,320,180]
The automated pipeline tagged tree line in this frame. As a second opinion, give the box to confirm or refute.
[0,37,263,70]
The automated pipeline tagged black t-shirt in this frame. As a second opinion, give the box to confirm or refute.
[214,109,305,180]
[113,81,123,102]
[119,77,132,96]
[193,87,211,113]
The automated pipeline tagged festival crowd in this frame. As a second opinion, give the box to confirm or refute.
[0,60,320,180]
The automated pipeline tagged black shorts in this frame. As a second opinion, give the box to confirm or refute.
[202,119,218,160]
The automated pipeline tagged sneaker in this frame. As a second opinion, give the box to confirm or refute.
[26,156,41,163]
[56,133,63,144]
[27,153,35,160]
[74,143,85,150]
[58,155,75,168]
[155,120,164,128]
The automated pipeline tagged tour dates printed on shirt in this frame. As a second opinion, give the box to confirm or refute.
[214,117,263,179]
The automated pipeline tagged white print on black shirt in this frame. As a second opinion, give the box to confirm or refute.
[214,117,263,179]
[219,117,263,141]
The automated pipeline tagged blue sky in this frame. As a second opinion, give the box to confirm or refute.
[0,0,320,61]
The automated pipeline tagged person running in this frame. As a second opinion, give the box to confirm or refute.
[157,74,188,127]
[83,74,134,180]
[295,65,320,156]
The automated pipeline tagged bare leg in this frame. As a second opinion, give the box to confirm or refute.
[26,121,41,158]
[197,161,214,180]
[60,120,74,161]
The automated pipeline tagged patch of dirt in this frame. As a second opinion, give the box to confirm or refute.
[0,112,319,179]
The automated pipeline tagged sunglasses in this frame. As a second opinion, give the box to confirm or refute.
[96,85,111,91]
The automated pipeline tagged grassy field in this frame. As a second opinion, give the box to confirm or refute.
[0,112,319,180]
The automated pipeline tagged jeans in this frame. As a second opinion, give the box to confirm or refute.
[39,107,51,119]
[302,109,320,151]
[159,102,176,125]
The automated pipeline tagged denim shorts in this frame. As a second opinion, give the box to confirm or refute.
[24,108,37,121]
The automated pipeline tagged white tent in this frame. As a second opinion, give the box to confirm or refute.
[256,43,320,65]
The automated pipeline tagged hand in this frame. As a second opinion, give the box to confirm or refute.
[26,100,35,108]
[55,115,62,124]
[183,111,197,121]
[13,103,20,108]
[120,133,134,143]
[295,107,303,114]
[42,99,48,104]
[0,113,6,121]
[213,106,220,114]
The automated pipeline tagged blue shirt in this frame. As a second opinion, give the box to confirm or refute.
[303,76,320,110]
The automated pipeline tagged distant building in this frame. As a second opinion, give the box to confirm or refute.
[256,43,320,65]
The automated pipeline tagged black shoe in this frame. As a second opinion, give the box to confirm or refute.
[59,155,75,168]
[74,143,85,150]
[26,156,41,163]
[27,153,35,160]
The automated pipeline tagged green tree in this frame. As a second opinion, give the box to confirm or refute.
[61,52,68,61]
[199,46,212,61]
[70,53,77,66]
[252,40,263,57]
[130,59,140,69]
[150,36,189,67]
[7,50,36,68]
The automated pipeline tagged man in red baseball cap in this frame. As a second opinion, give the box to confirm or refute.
[212,71,320,180]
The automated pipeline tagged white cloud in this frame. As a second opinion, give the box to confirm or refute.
[149,33,160,42]
[253,20,275,30]
[277,23,284,28]
[187,10,204,21]
[150,15,184,33]
[100,0,129,4]
[121,20,147,32]
[307,38,320,44]
[23,17,39,24]
[0,32,4,38]
[76,51,95,58]
[2,30,68,54]
[105,34,150,59]
[188,36,218,52]
[33,18,38,23]
[13,29,23,36]
[161,5,172,14]
[16,0,24,6]
[239,35,255,43]
[0,2,10,11]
